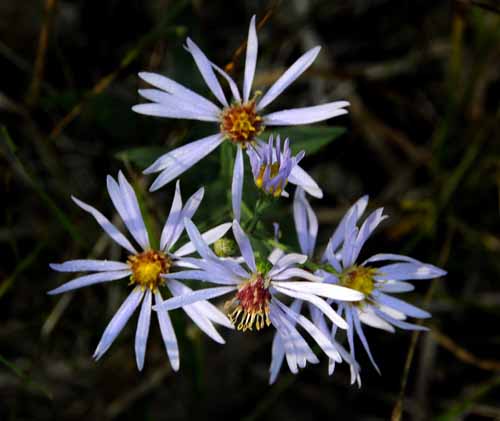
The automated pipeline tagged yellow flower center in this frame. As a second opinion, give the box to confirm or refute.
[127,250,171,291]
[339,266,377,296]
[255,162,285,197]
[220,99,264,146]
[224,274,271,332]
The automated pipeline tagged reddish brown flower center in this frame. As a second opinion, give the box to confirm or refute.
[225,274,271,331]
[127,249,171,291]
[220,100,264,146]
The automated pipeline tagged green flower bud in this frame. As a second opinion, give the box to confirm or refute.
[213,238,237,257]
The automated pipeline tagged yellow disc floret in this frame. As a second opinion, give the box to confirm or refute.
[339,266,377,296]
[127,249,171,291]
[220,98,264,146]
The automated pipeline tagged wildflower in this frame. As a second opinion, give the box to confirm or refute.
[247,134,306,198]
[49,172,233,370]
[293,188,447,375]
[153,218,364,382]
[132,15,349,219]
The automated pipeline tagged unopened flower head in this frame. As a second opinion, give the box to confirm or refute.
[293,188,447,376]
[133,15,350,219]
[248,134,304,198]
[48,172,233,371]
[153,218,364,382]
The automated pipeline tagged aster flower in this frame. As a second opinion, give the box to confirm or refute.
[48,172,233,371]
[153,218,364,382]
[132,15,349,219]
[293,188,447,375]
[247,134,305,198]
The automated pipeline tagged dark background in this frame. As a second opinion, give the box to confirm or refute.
[1,0,500,420]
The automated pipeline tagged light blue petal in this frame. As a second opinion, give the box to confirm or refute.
[232,219,256,272]
[93,288,144,360]
[145,134,224,191]
[48,270,131,295]
[374,292,431,319]
[231,147,244,222]
[155,291,180,371]
[49,259,128,273]
[135,289,152,370]
[72,196,137,254]
[375,262,447,281]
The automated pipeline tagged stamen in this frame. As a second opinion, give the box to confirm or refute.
[224,274,271,332]
[220,97,264,146]
[339,266,377,296]
[127,250,171,292]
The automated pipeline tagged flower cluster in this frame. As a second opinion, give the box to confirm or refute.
[49,16,445,384]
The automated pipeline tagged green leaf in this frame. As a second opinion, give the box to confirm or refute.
[115,146,168,168]
[262,125,346,155]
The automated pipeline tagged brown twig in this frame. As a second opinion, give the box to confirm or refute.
[27,0,58,107]
[224,1,282,74]
[390,224,454,421]
[431,328,500,371]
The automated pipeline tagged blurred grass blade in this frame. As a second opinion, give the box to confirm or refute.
[0,240,45,299]
[0,354,53,400]
[1,126,81,242]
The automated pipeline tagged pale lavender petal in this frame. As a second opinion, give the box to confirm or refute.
[272,281,364,301]
[324,195,369,259]
[174,223,232,257]
[375,262,447,281]
[162,270,238,285]
[352,311,381,374]
[49,260,128,273]
[136,71,221,115]
[273,285,348,329]
[271,268,322,282]
[243,15,258,102]
[186,38,228,107]
[167,281,227,343]
[160,180,183,251]
[374,308,429,331]
[184,218,218,260]
[135,289,152,370]
[356,306,395,332]
[136,88,219,121]
[264,101,350,125]
[211,62,241,102]
[132,102,219,122]
[71,196,137,254]
[350,208,387,264]
[93,288,144,360]
[155,291,180,371]
[257,46,321,111]
[167,187,205,250]
[376,280,415,293]
[116,171,150,250]
[269,300,302,384]
[269,303,297,374]
[293,187,318,257]
[362,253,421,266]
[232,219,256,272]
[153,285,236,311]
[374,292,431,318]
[231,146,244,222]
[48,270,131,295]
[168,279,233,328]
[275,299,342,362]
[269,253,307,276]
[144,134,224,191]
[288,165,323,198]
